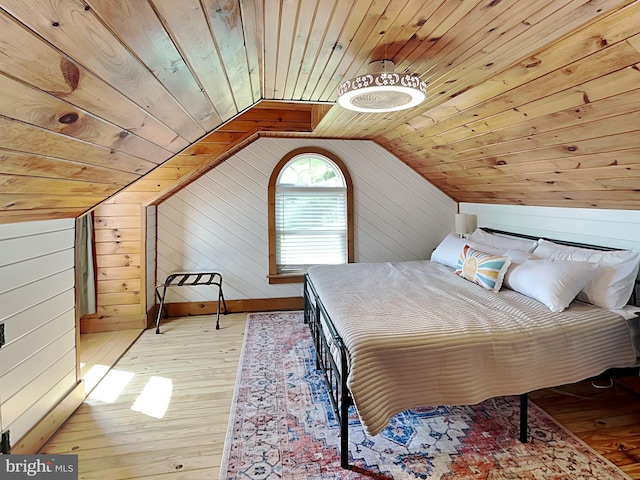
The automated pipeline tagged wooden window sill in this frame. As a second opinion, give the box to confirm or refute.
[268,273,305,284]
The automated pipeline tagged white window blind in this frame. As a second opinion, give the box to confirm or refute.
[275,187,347,273]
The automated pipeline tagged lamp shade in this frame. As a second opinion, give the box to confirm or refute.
[467,214,478,232]
[455,213,477,236]
[455,213,471,235]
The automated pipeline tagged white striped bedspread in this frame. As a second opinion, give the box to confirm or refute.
[306,260,637,436]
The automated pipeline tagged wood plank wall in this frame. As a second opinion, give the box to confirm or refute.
[146,206,157,321]
[460,204,640,251]
[0,219,78,445]
[80,106,315,332]
[156,138,457,303]
[460,202,640,306]
[82,200,147,333]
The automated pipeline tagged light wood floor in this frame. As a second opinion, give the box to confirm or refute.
[42,314,246,479]
[41,313,640,479]
[79,329,145,393]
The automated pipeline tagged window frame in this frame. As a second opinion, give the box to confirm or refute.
[268,147,354,284]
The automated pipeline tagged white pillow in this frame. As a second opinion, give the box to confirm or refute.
[506,258,599,312]
[469,229,538,253]
[431,233,504,269]
[534,239,640,310]
[502,249,536,290]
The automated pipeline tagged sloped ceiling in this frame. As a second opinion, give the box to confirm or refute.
[1,0,639,225]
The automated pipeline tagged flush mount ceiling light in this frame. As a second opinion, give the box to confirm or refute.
[336,60,426,113]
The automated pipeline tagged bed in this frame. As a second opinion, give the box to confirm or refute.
[302,228,640,469]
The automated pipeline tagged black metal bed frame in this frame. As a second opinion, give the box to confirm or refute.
[304,277,353,468]
[303,227,640,470]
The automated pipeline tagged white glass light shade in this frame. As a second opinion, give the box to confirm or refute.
[337,60,426,113]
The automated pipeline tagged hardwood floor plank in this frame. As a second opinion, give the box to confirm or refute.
[79,329,143,390]
[76,446,218,480]
[41,313,245,479]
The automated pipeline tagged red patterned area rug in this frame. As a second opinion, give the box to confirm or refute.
[220,311,630,479]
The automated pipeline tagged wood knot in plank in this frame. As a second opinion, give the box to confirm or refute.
[450,86,472,98]
[522,57,541,68]
[58,112,79,124]
[60,58,80,91]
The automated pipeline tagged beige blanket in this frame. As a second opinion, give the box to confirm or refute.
[307,260,636,436]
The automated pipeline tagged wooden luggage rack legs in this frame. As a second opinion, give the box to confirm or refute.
[155,272,227,334]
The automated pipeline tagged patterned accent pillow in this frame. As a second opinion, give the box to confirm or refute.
[455,245,512,292]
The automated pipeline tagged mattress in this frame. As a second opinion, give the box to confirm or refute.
[307,260,637,436]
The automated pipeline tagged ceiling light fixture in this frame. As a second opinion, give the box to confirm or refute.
[336,60,426,113]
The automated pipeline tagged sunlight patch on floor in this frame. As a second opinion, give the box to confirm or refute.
[88,368,135,403]
[82,364,110,393]
[131,376,173,419]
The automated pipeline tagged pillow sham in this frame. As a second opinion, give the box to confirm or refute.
[469,228,538,253]
[455,245,511,292]
[506,258,598,312]
[431,233,505,269]
[534,239,640,310]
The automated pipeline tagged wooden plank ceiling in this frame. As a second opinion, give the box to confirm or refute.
[1,0,639,224]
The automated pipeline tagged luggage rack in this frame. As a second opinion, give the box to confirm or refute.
[155,272,227,334]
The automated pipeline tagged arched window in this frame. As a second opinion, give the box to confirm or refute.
[268,147,354,283]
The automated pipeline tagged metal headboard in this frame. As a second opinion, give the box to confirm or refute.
[481,227,639,307]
